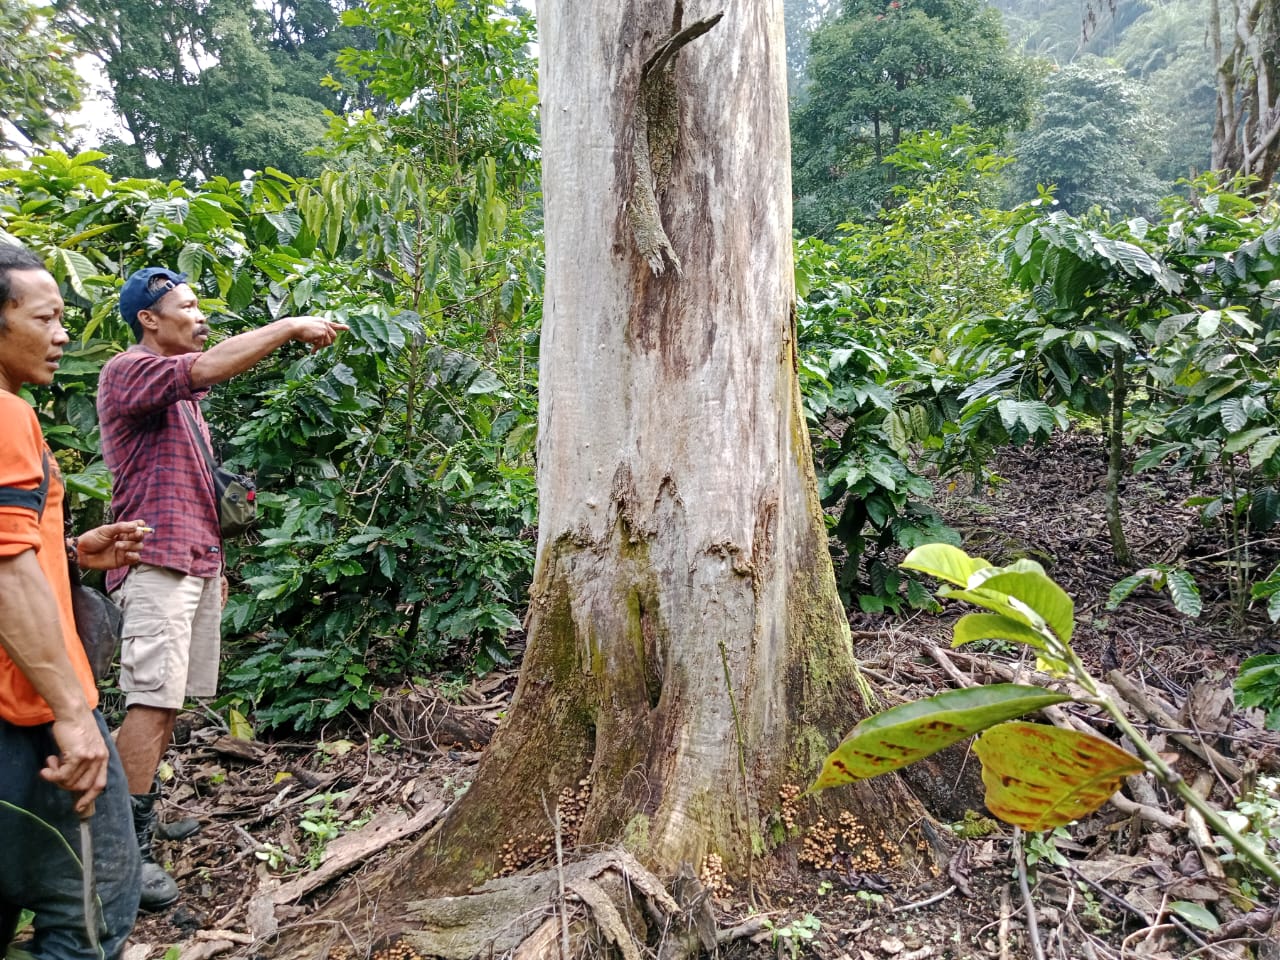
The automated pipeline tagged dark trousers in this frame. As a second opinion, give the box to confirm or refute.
[0,711,140,960]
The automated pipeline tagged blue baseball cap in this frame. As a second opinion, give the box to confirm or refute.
[119,267,187,340]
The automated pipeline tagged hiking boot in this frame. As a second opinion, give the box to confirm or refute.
[155,817,201,842]
[131,790,180,911]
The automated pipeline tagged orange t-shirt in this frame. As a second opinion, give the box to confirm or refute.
[0,389,98,725]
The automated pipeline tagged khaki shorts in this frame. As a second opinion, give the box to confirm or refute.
[113,563,222,709]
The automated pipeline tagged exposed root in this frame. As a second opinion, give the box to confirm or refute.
[376,848,711,960]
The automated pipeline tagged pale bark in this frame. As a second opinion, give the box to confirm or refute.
[415,0,922,883]
[260,2,927,953]
[529,0,830,869]
[1211,0,1280,187]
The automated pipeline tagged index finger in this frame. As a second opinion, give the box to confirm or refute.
[40,754,107,811]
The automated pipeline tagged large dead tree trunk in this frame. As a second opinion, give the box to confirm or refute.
[417,0,926,879]
[263,1,929,955]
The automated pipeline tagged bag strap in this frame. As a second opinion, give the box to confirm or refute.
[178,402,219,477]
[0,449,51,518]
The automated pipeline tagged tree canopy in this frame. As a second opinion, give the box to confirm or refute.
[1006,56,1165,216]
[0,0,83,153]
[52,0,357,180]
[790,0,1036,235]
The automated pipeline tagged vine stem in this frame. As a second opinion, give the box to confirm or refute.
[1068,655,1280,885]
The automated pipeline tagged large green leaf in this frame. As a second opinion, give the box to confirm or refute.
[1249,434,1280,470]
[939,586,1047,645]
[809,685,1072,791]
[1169,902,1220,932]
[1166,570,1202,617]
[1220,398,1249,433]
[1224,427,1273,454]
[901,543,993,587]
[1107,570,1153,609]
[974,722,1144,830]
[952,613,1051,650]
[972,569,1074,645]
[52,247,97,298]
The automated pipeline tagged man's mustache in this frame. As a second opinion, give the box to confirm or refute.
[196,324,212,338]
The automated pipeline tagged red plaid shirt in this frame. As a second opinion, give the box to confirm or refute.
[97,346,223,591]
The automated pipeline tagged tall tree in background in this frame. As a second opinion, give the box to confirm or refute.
[791,0,1035,235]
[1210,0,1280,188]
[993,0,1147,61]
[0,0,83,152]
[783,0,839,95]
[52,0,355,180]
[1084,0,1280,190]
[1110,0,1213,186]
[268,0,930,952]
[1006,57,1165,215]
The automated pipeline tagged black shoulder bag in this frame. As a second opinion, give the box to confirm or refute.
[179,404,257,536]
[0,451,121,681]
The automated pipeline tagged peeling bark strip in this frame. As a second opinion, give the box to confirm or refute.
[627,7,725,276]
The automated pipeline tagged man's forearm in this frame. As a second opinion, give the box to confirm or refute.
[189,318,302,388]
[0,551,92,719]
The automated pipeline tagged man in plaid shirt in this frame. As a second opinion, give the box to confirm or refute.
[97,267,345,910]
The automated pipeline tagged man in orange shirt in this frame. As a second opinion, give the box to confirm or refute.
[0,243,147,960]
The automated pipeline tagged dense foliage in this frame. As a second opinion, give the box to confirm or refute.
[1,0,543,731]
[795,130,1035,611]
[790,0,1036,233]
[1005,57,1165,216]
[0,0,82,152]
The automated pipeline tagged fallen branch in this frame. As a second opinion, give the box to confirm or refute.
[193,930,252,945]
[1185,772,1226,879]
[891,884,957,914]
[1105,790,1184,831]
[1107,671,1242,783]
[998,883,1011,960]
[715,917,771,944]
[271,800,445,904]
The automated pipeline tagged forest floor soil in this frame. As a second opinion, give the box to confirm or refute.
[123,431,1279,960]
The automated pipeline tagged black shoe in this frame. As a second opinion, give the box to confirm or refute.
[131,790,180,911]
[156,817,201,842]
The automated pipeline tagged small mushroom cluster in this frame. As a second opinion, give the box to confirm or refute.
[370,940,426,960]
[557,777,591,846]
[840,810,903,871]
[778,782,802,833]
[496,778,593,876]
[498,832,555,875]
[799,815,839,869]
[699,852,732,899]
[798,809,904,872]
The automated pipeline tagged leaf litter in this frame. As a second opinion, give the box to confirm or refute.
[123,432,1279,959]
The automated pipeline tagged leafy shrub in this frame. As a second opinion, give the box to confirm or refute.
[795,130,1024,611]
[1235,655,1280,730]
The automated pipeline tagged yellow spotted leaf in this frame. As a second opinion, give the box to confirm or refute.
[974,722,1145,830]
[810,685,1071,792]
